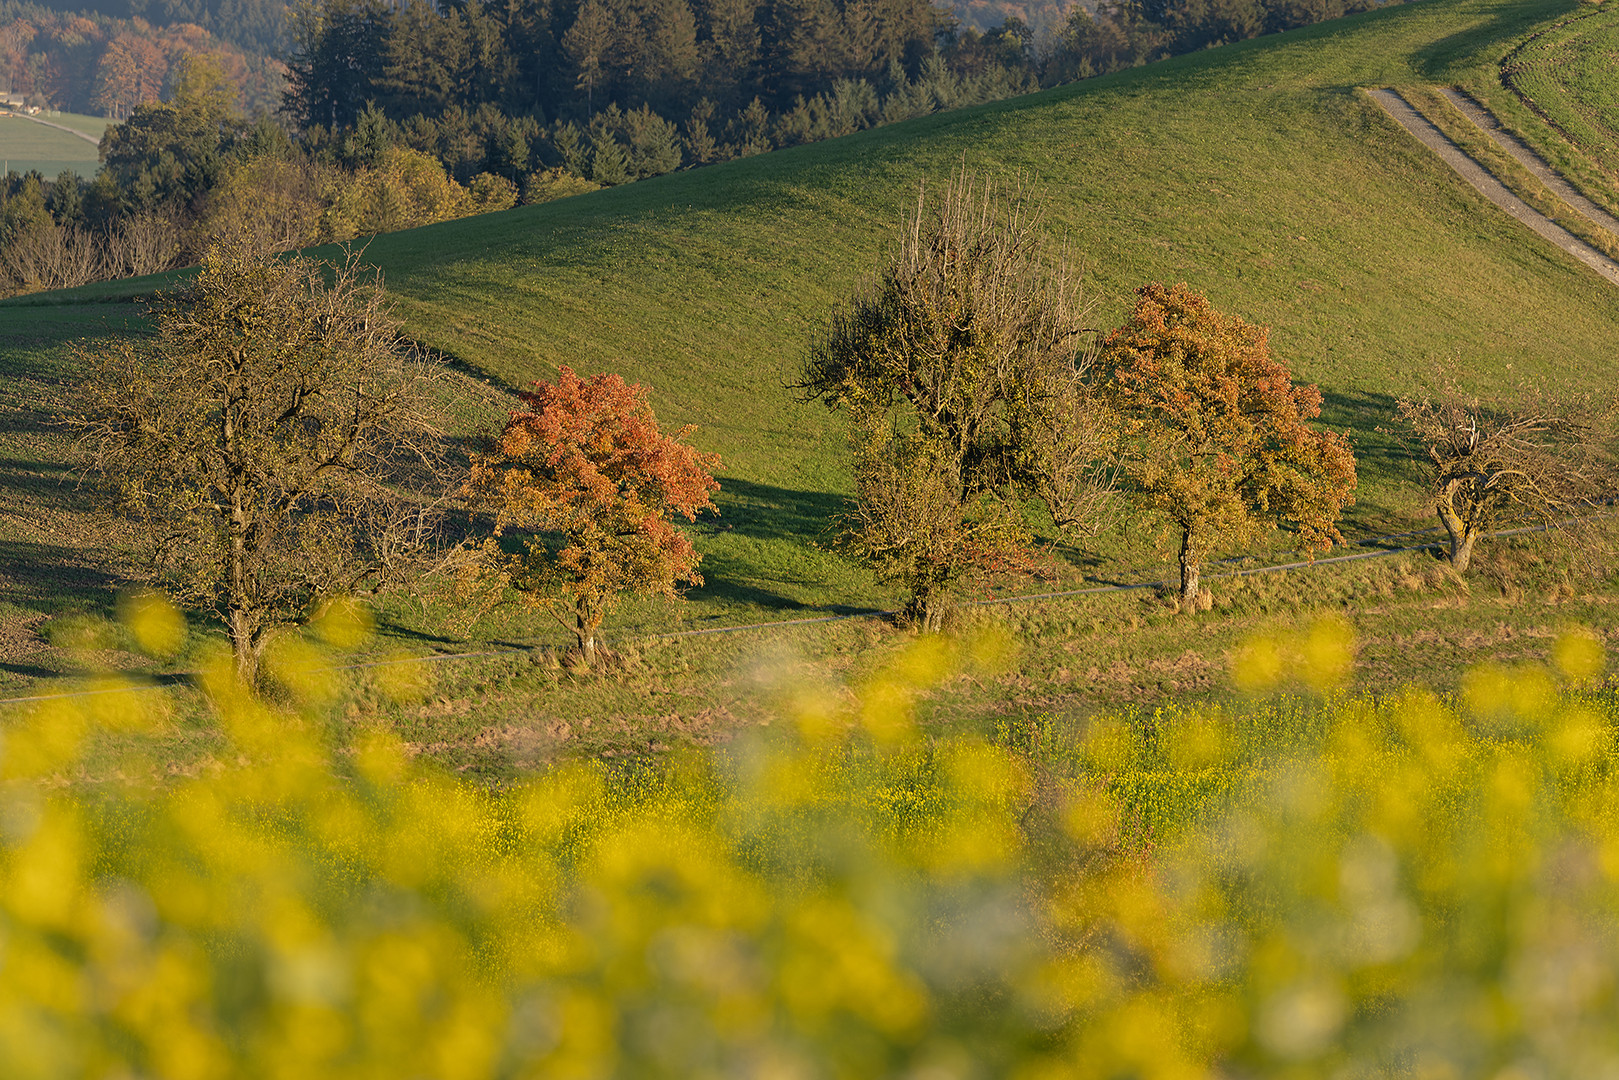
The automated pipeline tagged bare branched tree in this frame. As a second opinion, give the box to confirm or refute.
[2,222,105,292]
[70,239,455,681]
[102,211,184,279]
[1394,386,1618,574]
[798,169,1114,630]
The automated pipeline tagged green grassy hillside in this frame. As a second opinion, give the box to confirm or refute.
[6,0,1619,695]
[1456,0,1619,217]
[346,0,1619,611]
[0,112,105,177]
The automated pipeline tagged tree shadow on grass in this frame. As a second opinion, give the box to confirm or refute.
[1319,386,1425,532]
[0,540,124,617]
[1409,0,1568,82]
[706,476,846,543]
[685,477,869,613]
[0,661,61,680]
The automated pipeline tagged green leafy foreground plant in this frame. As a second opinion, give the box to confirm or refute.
[2,599,1618,1077]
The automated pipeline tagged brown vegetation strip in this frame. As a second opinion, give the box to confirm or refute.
[5,515,1597,706]
[0,529,1461,705]
[1366,88,1619,286]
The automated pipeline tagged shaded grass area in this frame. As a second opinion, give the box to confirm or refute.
[0,306,149,690]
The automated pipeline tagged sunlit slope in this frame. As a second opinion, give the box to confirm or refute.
[360,0,1612,551]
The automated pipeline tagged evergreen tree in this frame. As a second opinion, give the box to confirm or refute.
[590,130,631,184]
[698,0,761,101]
[47,170,84,227]
[284,0,392,132]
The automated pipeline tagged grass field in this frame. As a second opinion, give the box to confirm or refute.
[6,0,1619,765]
[0,112,105,177]
[1455,0,1619,217]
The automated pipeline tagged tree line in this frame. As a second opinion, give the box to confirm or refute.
[2,0,1414,295]
[282,0,1404,180]
[71,172,1613,681]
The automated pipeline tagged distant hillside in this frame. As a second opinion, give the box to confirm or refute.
[0,1,283,116]
[3,0,286,55]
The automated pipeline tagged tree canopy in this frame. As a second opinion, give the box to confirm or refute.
[464,366,721,665]
[801,172,1112,629]
[1099,282,1356,610]
[71,240,450,680]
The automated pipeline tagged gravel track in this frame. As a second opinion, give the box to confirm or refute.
[11,114,101,146]
[1438,87,1619,238]
[1367,87,1619,287]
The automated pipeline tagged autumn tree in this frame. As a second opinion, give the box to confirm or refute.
[464,367,721,666]
[72,240,450,682]
[1099,282,1356,610]
[799,171,1113,631]
[1394,386,1617,574]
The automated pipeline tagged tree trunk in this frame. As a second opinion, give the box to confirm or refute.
[228,474,256,684]
[1436,499,1478,574]
[1178,528,1202,612]
[229,608,257,684]
[573,601,604,667]
[908,583,948,634]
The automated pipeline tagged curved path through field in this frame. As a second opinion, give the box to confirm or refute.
[1367,88,1619,287]
[1438,88,1619,238]
[14,114,101,146]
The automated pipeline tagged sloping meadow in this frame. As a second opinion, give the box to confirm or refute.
[350,0,1619,625]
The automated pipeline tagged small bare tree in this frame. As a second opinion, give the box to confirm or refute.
[1394,387,1618,574]
[102,211,183,279]
[71,239,453,682]
[799,170,1113,630]
[2,221,103,292]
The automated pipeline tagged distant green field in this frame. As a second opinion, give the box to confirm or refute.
[0,111,104,177]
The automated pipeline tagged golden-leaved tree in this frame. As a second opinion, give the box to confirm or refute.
[464,366,720,666]
[1100,282,1357,610]
[799,171,1113,631]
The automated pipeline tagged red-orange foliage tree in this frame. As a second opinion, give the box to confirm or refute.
[465,366,720,665]
[1100,283,1357,610]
